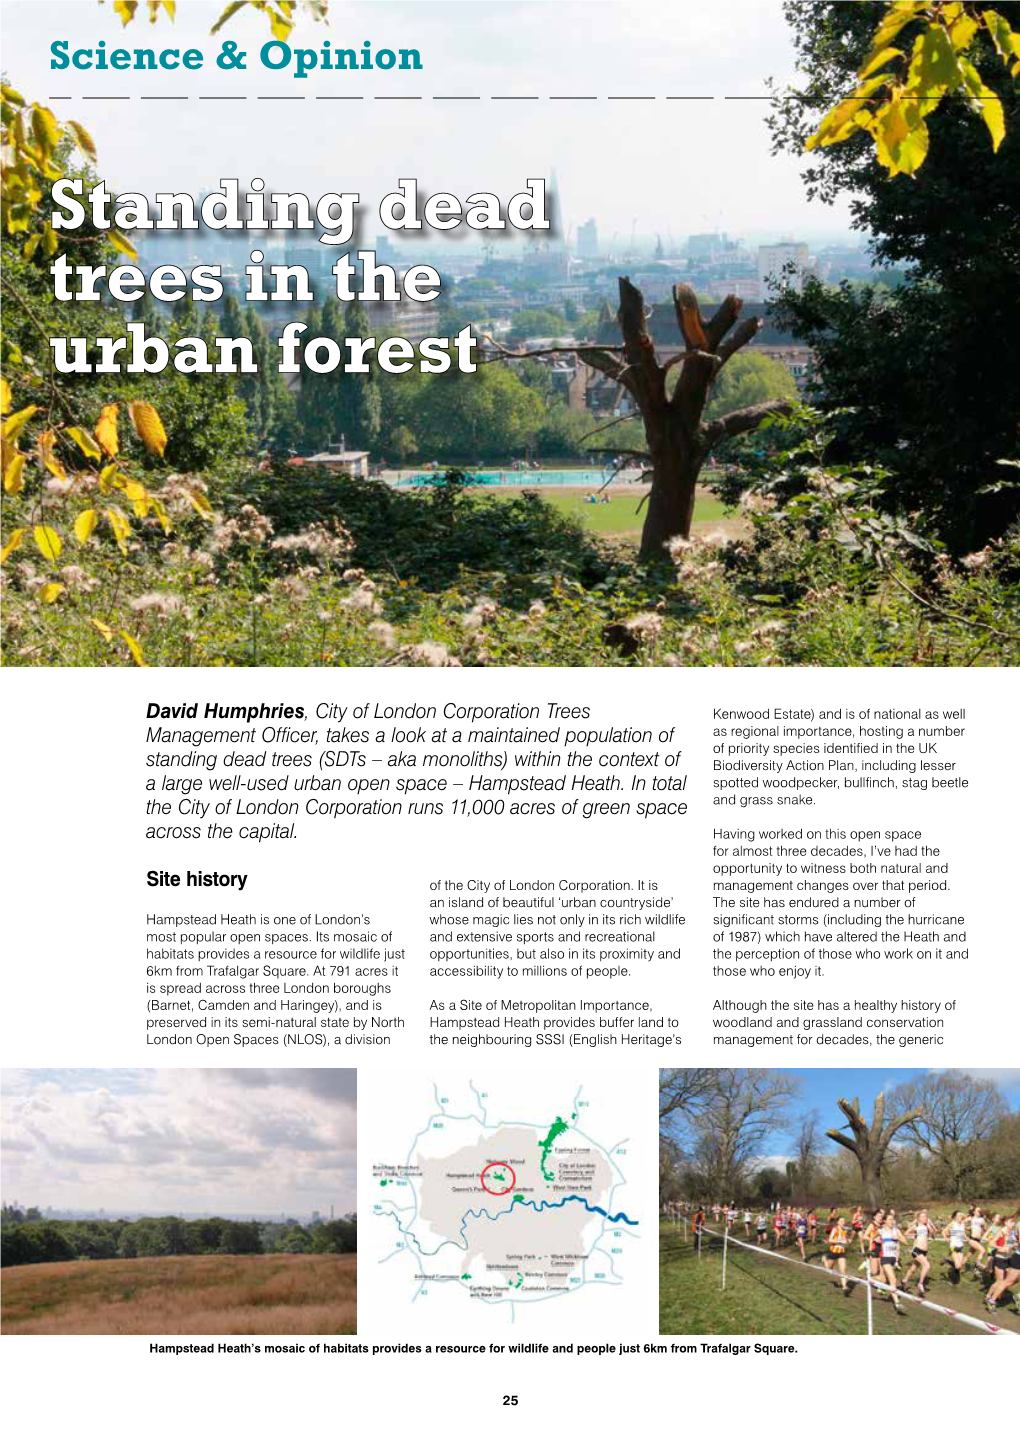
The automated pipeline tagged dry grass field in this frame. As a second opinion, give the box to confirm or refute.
[1,1253,357,1335]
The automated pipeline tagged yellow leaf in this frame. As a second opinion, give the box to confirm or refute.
[96,403,119,458]
[66,119,97,162]
[108,229,139,260]
[91,617,115,642]
[186,487,213,519]
[128,400,168,457]
[2,404,38,442]
[30,105,60,155]
[876,102,930,175]
[859,46,903,80]
[3,452,26,495]
[74,508,99,544]
[113,1,139,24]
[65,425,102,460]
[150,496,172,534]
[0,376,10,415]
[809,74,896,149]
[868,1,925,55]
[106,506,132,554]
[38,581,65,604]
[121,630,148,667]
[38,429,65,480]
[1,528,27,563]
[33,524,63,562]
[959,58,1005,150]
[98,461,119,494]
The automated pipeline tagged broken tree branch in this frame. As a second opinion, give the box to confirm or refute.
[703,398,794,448]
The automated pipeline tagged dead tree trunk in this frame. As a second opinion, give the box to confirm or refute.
[826,1095,924,1210]
[484,278,794,561]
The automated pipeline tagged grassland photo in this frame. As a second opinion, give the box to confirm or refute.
[659,1068,1020,1337]
[2,1,1019,667]
[1,1068,357,1335]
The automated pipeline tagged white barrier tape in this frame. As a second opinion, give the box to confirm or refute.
[698,1226,1013,1338]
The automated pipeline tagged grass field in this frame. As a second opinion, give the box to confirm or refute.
[0,1253,357,1335]
[486,487,735,537]
[659,1224,1018,1338]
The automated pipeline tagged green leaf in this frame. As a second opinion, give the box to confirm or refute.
[982,9,1020,62]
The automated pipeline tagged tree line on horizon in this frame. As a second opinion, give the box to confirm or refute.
[0,1209,357,1269]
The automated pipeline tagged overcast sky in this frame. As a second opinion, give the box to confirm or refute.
[1,1069,357,1216]
[0,0,858,243]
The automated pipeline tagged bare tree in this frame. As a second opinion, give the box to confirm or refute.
[889,1071,1008,1199]
[794,1109,823,1196]
[827,1094,923,1209]
[689,1069,799,1198]
[485,278,794,560]
[659,1068,718,1125]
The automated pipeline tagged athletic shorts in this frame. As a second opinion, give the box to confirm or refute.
[871,1242,882,1258]
[827,1250,845,1262]
[756,1230,767,1240]
[1009,1252,1020,1270]
[912,1247,928,1260]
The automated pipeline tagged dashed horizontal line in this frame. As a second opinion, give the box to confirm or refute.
[46,94,794,104]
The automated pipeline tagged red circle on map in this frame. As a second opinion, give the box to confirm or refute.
[480,1162,517,1196]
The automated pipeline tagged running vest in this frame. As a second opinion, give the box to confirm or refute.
[829,1224,849,1254]
[880,1226,899,1260]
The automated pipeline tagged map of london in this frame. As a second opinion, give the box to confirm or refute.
[371,1081,640,1319]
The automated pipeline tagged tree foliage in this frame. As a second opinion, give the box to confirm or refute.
[770,0,1020,547]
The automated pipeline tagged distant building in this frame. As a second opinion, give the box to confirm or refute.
[298,446,371,478]
[757,242,810,297]
[577,219,599,258]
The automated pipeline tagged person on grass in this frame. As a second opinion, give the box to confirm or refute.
[985,1212,1020,1314]
[822,1216,852,1297]
[902,1210,934,1299]
[942,1210,968,1283]
[859,1209,885,1283]
[878,1211,907,1315]
[966,1207,987,1274]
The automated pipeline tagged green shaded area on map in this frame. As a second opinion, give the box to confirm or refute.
[538,1116,569,1181]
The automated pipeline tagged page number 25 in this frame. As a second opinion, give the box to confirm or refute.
[502,1396,519,1406]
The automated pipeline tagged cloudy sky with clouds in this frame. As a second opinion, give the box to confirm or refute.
[1,0,857,242]
[1,1069,357,1217]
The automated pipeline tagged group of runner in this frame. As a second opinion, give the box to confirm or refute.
[673,1199,1020,1316]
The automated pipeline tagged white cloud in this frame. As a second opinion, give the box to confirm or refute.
[0,1069,357,1217]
